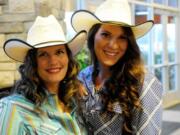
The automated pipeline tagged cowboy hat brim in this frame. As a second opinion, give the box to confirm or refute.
[3,30,87,62]
[71,10,154,39]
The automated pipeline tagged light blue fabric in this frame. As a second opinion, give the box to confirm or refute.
[0,93,85,135]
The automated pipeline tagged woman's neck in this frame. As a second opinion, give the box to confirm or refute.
[46,83,59,94]
[99,64,111,78]
[46,83,70,113]
[95,65,111,90]
[58,99,70,113]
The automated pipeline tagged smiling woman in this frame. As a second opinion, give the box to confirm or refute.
[71,0,163,134]
[94,24,128,67]
[36,45,69,94]
[0,15,87,135]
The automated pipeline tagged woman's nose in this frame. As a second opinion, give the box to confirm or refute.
[49,55,58,65]
[109,39,119,49]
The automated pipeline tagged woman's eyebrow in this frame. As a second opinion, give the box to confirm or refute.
[56,48,66,52]
[101,29,110,33]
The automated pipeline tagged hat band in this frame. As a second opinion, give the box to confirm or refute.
[34,40,66,47]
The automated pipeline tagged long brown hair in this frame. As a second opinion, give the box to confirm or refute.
[88,23,145,134]
[13,45,80,109]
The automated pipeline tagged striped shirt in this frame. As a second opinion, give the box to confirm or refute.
[78,65,163,135]
[0,92,86,135]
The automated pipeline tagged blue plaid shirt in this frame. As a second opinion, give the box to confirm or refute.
[78,65,163,135]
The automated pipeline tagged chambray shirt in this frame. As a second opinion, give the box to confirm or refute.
[78,65,163,135]
[0,92,86,135]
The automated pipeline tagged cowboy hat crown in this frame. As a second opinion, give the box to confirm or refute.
[4,15,87,62]
[95,0,131,24]
[27,15,67,47]
[71,0,154,39]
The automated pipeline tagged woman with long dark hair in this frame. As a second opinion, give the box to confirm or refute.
[0,15,87,135]
[71,0,163,134]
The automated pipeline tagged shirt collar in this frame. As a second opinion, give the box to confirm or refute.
[42,87,77,115]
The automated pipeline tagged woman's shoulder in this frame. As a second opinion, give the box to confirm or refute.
[1,94,26,102]
[144,70,162,84]
[0,94,34,110]
[141,70,163,96]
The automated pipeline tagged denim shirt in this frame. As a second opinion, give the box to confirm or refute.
[78,65,163,135]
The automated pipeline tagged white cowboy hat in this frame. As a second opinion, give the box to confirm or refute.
[71,0,154,39]
[4,15,87,62]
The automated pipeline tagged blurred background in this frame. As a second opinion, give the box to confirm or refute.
[0,0,179,134]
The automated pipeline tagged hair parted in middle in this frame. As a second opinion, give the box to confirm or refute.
[87,23,145,133]
[13,44,80,108]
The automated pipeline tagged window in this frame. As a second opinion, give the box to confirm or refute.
[135,5,151,65]
[167,16,175,63]
[131,1,179,92]
[153,14,163,65]
[154,0,163,4]
[168,0,178,7]
[167,16,176,91]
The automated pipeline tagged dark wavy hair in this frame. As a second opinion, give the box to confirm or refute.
[87,23,145,134]
[13,45,80,108]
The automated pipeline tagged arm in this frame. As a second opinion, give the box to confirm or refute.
[133,73,163,135]
[0,98,20,135]
[0,97,31,135]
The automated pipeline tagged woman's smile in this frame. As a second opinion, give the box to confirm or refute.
[103,49,119,57]
[37,45,69,86]
[46,67,62,73]
[94,24,128,67]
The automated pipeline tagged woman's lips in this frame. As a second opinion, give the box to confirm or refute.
[104,50,118,56]
[46,67,62,73]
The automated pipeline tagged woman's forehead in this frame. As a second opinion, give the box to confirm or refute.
[38,45,66,52]
[99,24,125,34]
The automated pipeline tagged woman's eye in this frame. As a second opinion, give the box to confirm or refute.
[37,52,47,57]
[56,49,65,55]
[101,32,110,38]
[119,35,128,41]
